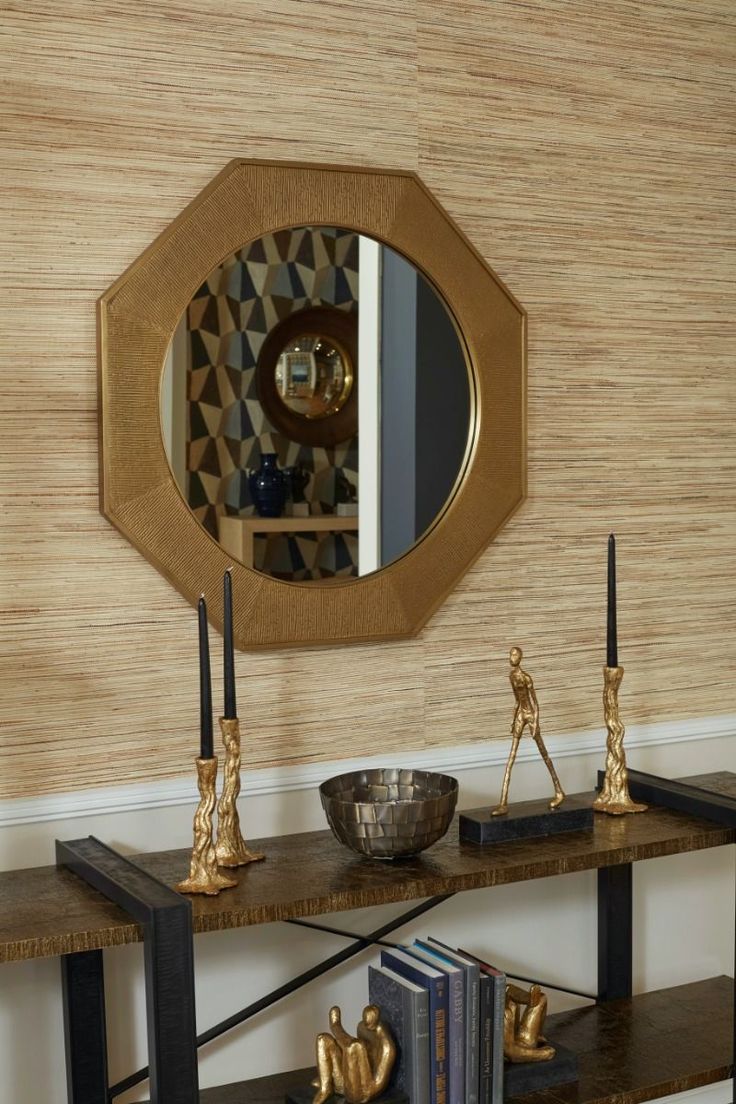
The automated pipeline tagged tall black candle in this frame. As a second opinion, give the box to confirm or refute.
[198,594,214,759]
[607,533,618,668]
[223,568,236,720]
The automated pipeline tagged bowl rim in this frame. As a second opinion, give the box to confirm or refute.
[319,768,459,807]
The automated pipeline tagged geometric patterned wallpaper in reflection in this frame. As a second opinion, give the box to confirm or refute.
[186,226,359,580]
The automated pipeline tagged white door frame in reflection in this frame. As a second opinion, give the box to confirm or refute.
[357,234,381,576]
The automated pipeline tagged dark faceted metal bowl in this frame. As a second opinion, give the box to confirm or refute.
[319,768,459,859]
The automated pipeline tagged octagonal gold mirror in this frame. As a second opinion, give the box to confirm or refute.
[99,159,526,649]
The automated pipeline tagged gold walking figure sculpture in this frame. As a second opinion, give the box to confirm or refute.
[504,983,556,1063]
[312,1005,396,1104]
[492,647,565,816]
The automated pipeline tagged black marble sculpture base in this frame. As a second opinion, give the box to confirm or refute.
[286,1086,408,1104]
[459,794,594,844]
[505,1041,579,1098]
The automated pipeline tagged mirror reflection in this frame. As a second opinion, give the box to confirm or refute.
[275,334,352,418]
[161,226,472,582]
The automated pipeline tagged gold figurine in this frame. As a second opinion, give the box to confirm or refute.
[492,647,565,816]
[592,666,647,815]
[215,717,265,867]
[177,758,237,896]
[504,983,555,1063]
[312,1005,396,1104]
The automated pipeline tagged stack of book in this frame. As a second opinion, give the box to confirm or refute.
[368,938,507,1104]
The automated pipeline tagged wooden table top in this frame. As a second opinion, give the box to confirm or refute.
[1,780,733,964]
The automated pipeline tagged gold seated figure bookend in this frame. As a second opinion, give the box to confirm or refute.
[505,983,556,1063]
[312,1005,396,1104]
[492,647,565,816]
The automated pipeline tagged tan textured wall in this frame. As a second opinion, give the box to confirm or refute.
[1,1,734,799]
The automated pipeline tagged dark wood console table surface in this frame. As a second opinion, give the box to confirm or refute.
[1,781,734,964]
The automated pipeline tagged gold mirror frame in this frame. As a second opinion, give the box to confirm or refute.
[99,160,526,649]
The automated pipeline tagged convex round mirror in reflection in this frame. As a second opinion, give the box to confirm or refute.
[275,335,352,418]
[161,225,473,583]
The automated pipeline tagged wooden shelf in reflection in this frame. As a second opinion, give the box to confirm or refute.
[219,515,359,569]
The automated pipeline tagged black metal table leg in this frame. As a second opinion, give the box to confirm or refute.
[598,863,633,1001]
[62,949,108,1104]
[57,837,198,1104]
[143,903,198,1102]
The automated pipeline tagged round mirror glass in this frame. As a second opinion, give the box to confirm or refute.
[274,334,352,419]
[161,226,473,582]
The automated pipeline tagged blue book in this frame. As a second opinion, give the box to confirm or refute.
[409,943,464,1104]
[381,947,448,1104]
[424,939,481,1104]
[460,950,506,1104]
[369,964,430,1104]
[485,964,506,1104]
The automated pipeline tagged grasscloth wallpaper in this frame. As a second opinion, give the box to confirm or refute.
[1,0,734,799]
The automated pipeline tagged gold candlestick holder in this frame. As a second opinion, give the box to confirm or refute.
[177,757,238,895]
[592,666,648,816]
[215,717,265,868]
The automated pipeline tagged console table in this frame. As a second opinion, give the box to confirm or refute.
[0,770,733,1104]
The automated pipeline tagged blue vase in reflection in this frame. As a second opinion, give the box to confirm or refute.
[249,453,286,518]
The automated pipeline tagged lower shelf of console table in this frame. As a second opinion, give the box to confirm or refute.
[144,977,734,1104]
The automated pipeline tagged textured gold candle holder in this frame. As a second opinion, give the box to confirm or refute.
[215,717,265,868]
[177,757,238,895]
[592,666,648,816]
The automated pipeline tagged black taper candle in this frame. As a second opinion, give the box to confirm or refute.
[198,594,214,759]
[223,568,236,719]
[607,533,618,668]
